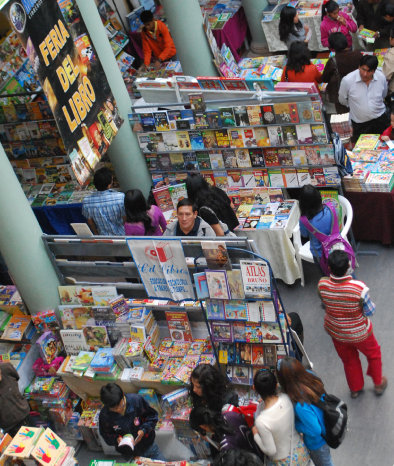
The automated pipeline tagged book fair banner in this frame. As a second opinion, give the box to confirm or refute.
[4,0,123,185]
[127,239,195,301]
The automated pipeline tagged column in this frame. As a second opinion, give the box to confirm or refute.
[0,143,61,313]
[76,0,152,196]
[242,0,269,54]
[161,0,218,77]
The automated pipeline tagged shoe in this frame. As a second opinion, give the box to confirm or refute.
[350,389,364,399]
[374,376,388,396]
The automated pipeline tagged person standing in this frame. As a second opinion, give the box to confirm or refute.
[338,55,389,143]
[318,250,387,398]
[82,167,125,236]
[320,1,357,49]
[0,363,31,437]
[279,6,310,49]
[382,25,394,100]
[281,42,322,87]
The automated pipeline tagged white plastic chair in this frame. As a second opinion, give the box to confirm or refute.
[292,195,353,286]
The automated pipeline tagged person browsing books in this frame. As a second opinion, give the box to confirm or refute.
[163,198,215,237]
[320,0,357,49]
[279,6,310,49]
[140,10,176,68]
[276,357,334,466]
[82,167,125,236]
[318,250,387,399]
[124,189,167,236]
[0,363,31,437]
[382,25,394,100]
[252,369,310,466]
[356,0,390,39]
[338,55,389,143]
[281,42,322,87]
[380,106,394,142]
[99,383,164,460]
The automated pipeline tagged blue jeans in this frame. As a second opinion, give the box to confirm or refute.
[142,443,166,461]
[309,443,334,466]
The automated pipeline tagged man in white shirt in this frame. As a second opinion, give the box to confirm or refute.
[339,55,389,142]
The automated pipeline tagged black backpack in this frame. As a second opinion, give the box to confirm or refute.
[315,394,348,449]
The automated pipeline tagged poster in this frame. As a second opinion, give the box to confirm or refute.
[5,0,123,185]
[127,239,195,301]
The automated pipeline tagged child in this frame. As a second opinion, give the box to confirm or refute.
[380,107,394,142]
[279,6,310,49]
[320,0,357,49]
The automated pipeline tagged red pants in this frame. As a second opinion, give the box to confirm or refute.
[332,332,383,392]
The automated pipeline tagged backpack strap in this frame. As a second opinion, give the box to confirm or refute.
[300,203,338,241]
[324,201,340,235]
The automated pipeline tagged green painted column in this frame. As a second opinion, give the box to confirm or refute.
[76,0,151,196]
[161,0,218,77]
[0,143,61,314]
[242,0,269,54]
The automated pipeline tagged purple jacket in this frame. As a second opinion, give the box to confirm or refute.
[320,12,357,49]
[124,205,167,236]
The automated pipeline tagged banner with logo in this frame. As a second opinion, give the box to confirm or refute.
[4,0,123,184]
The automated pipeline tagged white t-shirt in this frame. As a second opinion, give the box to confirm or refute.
[253,393,301,461]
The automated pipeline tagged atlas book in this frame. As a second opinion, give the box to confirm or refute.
[240,260,271,298]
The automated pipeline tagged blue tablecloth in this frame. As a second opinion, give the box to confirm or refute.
[32,203,85,235]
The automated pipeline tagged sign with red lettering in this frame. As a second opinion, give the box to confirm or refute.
[5,0,123,184]
[240,260,271,298]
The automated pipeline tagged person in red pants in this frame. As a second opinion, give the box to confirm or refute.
[317,250,387,399]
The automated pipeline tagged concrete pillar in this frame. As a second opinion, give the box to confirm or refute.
[161,0,218,77]
[242,0,269,54]
[76,0,152,196]
[0,143,61,314]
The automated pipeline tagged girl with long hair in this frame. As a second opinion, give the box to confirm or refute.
[124,189,167,236]
[281,41,322,86]
[279,6,310,49]
[320,0,357,49]
[277,357,334,466]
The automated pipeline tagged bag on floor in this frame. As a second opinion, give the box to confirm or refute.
[300,201,355,275]
[315,393,348,449]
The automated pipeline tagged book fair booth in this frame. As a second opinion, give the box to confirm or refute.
[0,0,394,465]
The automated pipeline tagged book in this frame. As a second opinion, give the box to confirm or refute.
[231,365,251,385]
[274,103,297,124]
[206,270,230,299]
[165,312,193,341]
[224,300,247,320]
[296,124,313,144]
[236,343,252,364]
[211,321,232,342]
[189,93,206,112]
[153,112,170,131]
[297,101,315,124]
[180,109,195,128]
[167,110,182,130]
[202,130,217,149]
[261,323,282,342]
[83,326,110,349]
[248,148,264,167]
[219,107,236,126]
[36,331,60,364]
[58,305,78,329]
[251,344,266,365]
[246,106,262,125]
[215,129,230,148]
[226,270,245,299]
[229,128,245,148]
[188,130,204,150]
[90,348,114,371]
[91,286,118,306]
[206,110,222,129]
[205,299,225,319]
[264,344,277,366]
[354,134,380,150]
[162,131,179,151]
[278,148,293,166]
[267,126,285,146]
[202,241,231,269]
[311,124,327,143]
[264,148,280,166]
[4,426,43,459]
[193,272,209,299]
[176,131,192,150]
[235,149,252,168]
[232,322,246,341]
[196,151,211,169]
[233,106,249,126]
[183,152,199,171]
[220,149,236,168]
[1,313,31,341]
[240,260,271,298]
[31,427,67,466]
[282,126,298,146]
[60,329,89,355]
[195,112,209,129]
[71,351,95,371]
[139,113,155,131]
[209,151,225,169]
[260,300,277,321]
[169,153,184,170]
[261,105,276,124]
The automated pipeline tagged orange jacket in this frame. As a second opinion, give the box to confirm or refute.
[141,20,176,66]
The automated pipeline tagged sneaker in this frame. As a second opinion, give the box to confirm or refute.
[374,376,388,396]
[350,389,364,399]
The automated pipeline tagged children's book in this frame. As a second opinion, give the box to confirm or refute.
[167,110,182,130]
[36,331,61,364]
[153,112,170,131]
[82,326,110,348]
[71,351,95,371]
[211,321,232,342]
[232,322,246,341]
[1,313,31,341]
[90,348,114,371]
[226,270,245,299]
[165,312,193,341]
[240,260,271,298]
[224,300,247,320]
[193,272,209,300]
[31,310,60,333]
[60,329,89,355]
[91,286,118,306]
[205,270,230,300]
[202,241,231,270]
[261,323,282,343]
[4,426,43,459]
[31,427,67,466]
[205,299,225,320]
[354,134,380,150]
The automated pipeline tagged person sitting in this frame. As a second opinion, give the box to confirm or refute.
[380,106,394,141]
[320,0,357,49]
[140,10,176,68]
[98,383,164,460]
[299,184,335,268]
[82,167,125,236]
[281,41,322,87]
[321,32,363,113]
[252,369,310,466]
[279,6,310,49]
[124,189,167,236]
[163,198,215,237]
[186,174,239,235]
[382,25,394,100]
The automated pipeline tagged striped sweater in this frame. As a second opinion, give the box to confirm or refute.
[318,275,372,343]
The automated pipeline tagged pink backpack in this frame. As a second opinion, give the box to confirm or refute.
[300,201,355,275]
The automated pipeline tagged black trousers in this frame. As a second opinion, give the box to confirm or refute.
[351,112,390,143]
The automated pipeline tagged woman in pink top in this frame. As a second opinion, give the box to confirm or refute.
[320,0,357,49]
[124,189,167,236]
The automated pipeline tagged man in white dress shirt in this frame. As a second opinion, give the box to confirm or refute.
[339,55,389,142]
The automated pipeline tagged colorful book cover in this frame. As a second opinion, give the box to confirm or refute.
[224,300,247,320]
[249,148,264,167]
[196,151,211,169]
[206,110,222,129]
[201,130,218,149]
[153,112,170,131]
[180,109,195,128]
[71,351,95,371]
[278,148,293,166]
[82,326,110,348]
[165,312,193,341]
[1,313,31,341]
[261,105,276,124]
[231,365,250,385]
[311,124,327,143]
[189,130,205,150]
[176,131,192,150]
[264,149,280,166]
[232,322,246,341]
[90,347,114,370]
[4,426,43,459]
[189,93,206,112]
[219,107,236,126]
[233,106,249,126]
[246,105,262,125]
[235,149,251,167]
[354,134,380,150]
[311,101,323,122]
[221,149,237,168]
[236,343,252,364]
[205,270,230,300]
[261,323,282,343]
[202,241,231,270]
[240,260,271,298]
[282,126,298,146]
[31,428,67,466]
[252,344,266,365]
[139,113,155,131]
[211,321,232,342]
[213,171,228,189]
[167,110,182,130]
[309,167,326,186]
[305,146,321,165]
[209,151,225,169]
[193,272,209,299]
[297,101,315,124]
[229,128,245,148]
[215,129,230,148]
[183,152,199,171]
[205,299,225,320]
[291,148,308,165]
[91,286,118,306]
[267,126,285,146]
[226,270,245,299]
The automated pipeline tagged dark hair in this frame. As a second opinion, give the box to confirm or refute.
[124,189,153,233]
[253,369,277,399]
[186,173,223,218]
[322,0,339,19]
[299,184,323,219]
[140,10,154,24]
[189,406,232,436]
[384,3,394,16]
[328,31,348,51]
[359,55,378,71]
[390,24,394,39]
[328,250,350,276]
[93,167,112,191]
[212,449,263,466]
[279,6,303,43]
[277,356,325,404]
[190,364,229,410]
[177,197,197,211]
[100,383,124,408]
[287,41,311,73]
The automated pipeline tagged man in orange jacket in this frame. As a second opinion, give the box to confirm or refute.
[140,10,176,68]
